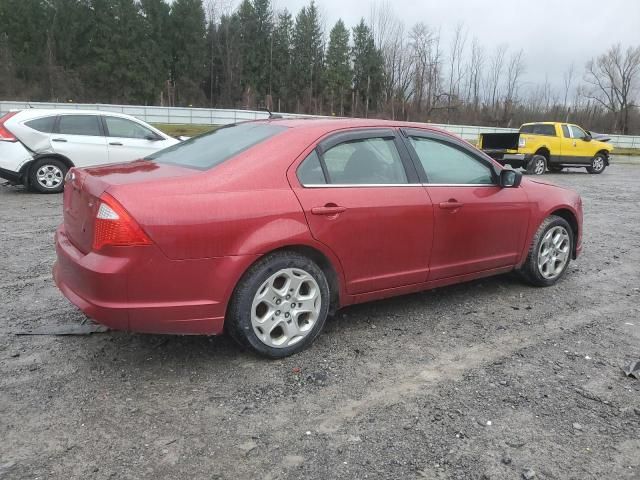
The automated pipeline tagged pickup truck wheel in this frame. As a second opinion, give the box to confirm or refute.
[527,155,546,175]
[518,215,573,287]
[586,154,606,174]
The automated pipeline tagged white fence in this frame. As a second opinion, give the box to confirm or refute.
[1,100,639,149]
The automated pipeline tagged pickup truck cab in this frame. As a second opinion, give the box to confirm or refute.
[479,122,613,175]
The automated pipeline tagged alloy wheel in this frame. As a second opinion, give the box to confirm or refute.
[537,226,570,279]
[592,156,604,173]
[250,268,321,348]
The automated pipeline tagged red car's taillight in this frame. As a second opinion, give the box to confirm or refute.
[0,111,18,142]
[93,193,152,250]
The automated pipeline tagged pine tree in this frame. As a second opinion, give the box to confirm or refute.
[0,0,48,91]
[85,0,153,103]
[253,0,274,99]
[0,33,17,99]
[325,19,351,116]
[237,0,273,103]
[271,10,293,111]
[169,0,207,105]
[291,1,324,112]
[48,0,93,70]
[216,13,243,107]
[352,18,384,116]
[140,0,172,103]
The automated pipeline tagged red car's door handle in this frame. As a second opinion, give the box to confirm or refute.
[439,200,464,210]
[311,205,347,216]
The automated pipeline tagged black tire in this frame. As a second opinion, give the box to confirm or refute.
[548,165,563,173]
[28,158,68,193]
[518,215,573,287]
[586,154,606,174]
[526,155,546,175]
[227,251,330,358]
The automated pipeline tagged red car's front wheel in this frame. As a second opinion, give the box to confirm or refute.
[519,215,573,287]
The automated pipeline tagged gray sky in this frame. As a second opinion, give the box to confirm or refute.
[269,0,640,94]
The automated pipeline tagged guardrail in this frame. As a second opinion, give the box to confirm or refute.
[1,100,638,149]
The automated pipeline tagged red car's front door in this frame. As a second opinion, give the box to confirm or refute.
[402,129,530,281]
[290,129,434,295]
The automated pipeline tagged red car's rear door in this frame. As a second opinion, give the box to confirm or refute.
[290,129,434,295]
[401,129,530,281]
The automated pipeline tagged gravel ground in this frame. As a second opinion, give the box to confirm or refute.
[1,162,639,480]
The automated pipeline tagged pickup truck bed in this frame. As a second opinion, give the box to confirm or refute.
[479,132,530,169]
[480,133,519,150]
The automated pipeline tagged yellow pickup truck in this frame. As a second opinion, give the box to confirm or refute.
[479,122,613,175]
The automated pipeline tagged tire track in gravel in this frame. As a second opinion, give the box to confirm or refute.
[306,248,640,436]
[311,302,627,434]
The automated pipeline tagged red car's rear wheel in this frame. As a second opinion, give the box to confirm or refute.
[227,251,330,358]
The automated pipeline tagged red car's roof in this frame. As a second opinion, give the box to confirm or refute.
[250,117,454,136]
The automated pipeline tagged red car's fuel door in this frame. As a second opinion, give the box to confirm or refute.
[290,129,434,295]
[401,128,530,281]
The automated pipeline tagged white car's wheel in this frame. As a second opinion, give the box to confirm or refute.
[29,158,67,193]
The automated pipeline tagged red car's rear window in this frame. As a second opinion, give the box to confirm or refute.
[147,122,287,170]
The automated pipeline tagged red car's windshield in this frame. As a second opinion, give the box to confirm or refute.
[147,122,287,170]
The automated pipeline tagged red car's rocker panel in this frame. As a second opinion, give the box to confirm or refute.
[53,118,583,356]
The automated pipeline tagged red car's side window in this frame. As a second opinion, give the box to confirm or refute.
[298,136,409,186]
[297,150,326,185]
[409,137,494,185]
[323,138,407,185]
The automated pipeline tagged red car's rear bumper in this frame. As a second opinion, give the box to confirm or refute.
[53,226,259,335]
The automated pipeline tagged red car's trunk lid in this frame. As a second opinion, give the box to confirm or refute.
[63,160,198,254]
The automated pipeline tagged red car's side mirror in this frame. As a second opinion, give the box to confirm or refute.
[500,169,522,188]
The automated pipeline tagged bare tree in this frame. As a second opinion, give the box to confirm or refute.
[446,22,467,120]
[409,23,432,114]
[428,29,444,116]
[369,0,393,50]
[484,44,507,121]
[409,26,444,117]
[464,37,484,115]
[583,43,640,134]
[503,49,525,123]
[380,17,413,119]
[562,63,574,110]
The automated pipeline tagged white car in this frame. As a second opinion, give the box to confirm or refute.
[0,109,180,193]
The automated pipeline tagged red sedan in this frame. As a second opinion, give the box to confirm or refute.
[54,119,583,357]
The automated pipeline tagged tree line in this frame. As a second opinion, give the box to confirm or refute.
[1,0,639,134]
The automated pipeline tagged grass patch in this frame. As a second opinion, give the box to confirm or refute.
[612,147,640,156]
[153,123,218,137]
